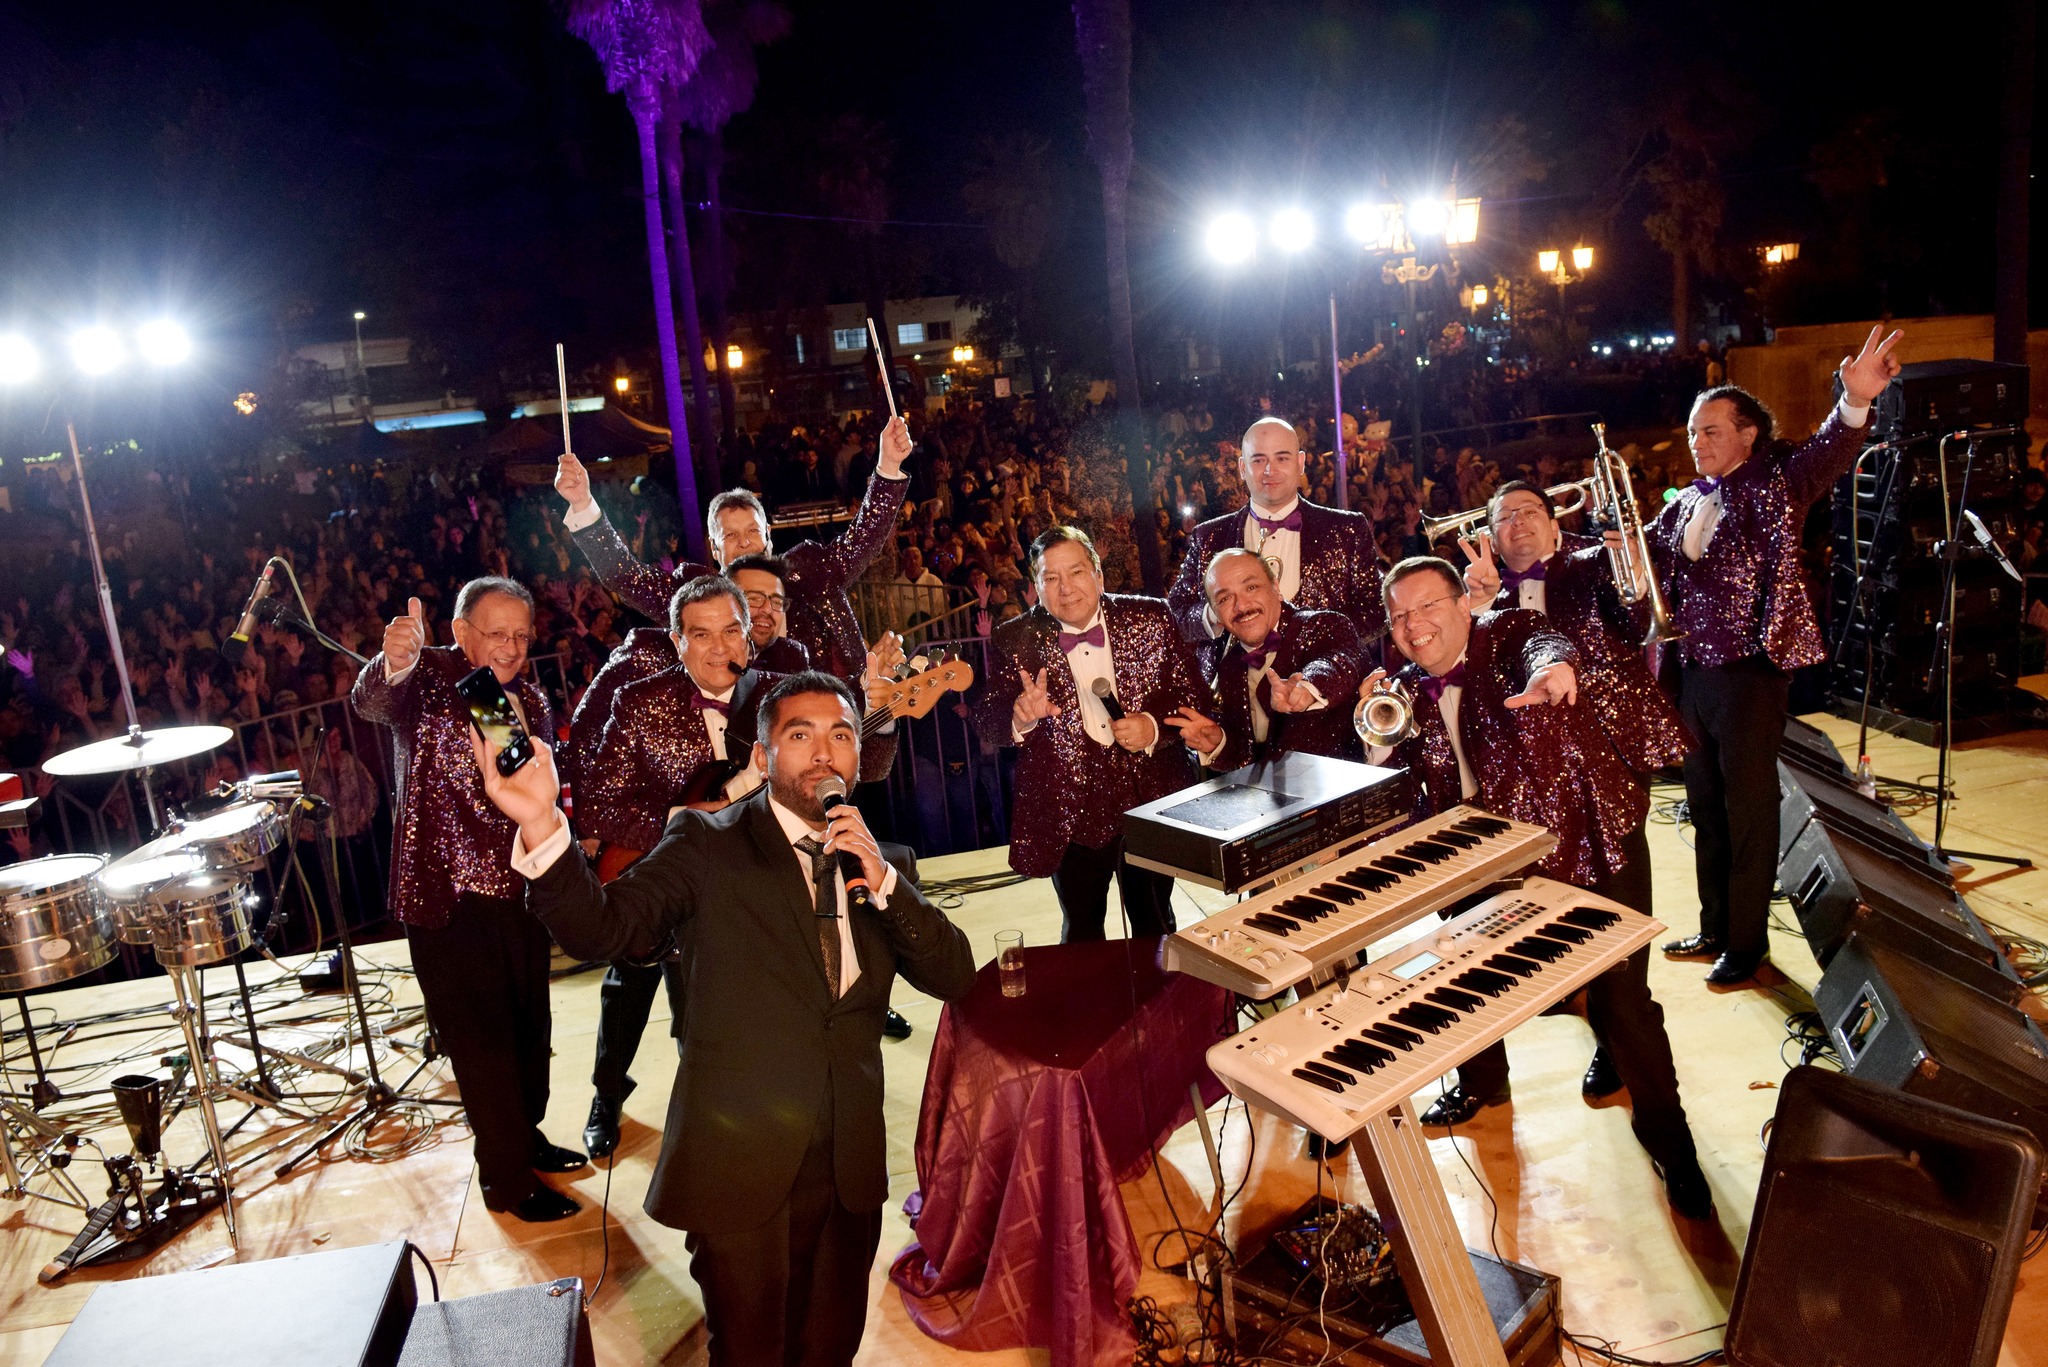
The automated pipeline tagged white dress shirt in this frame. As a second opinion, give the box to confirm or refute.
[1682,398,1871,561]
[508,792,898,1000]
[1513,578,1548,614]
[1201,499,1305,637]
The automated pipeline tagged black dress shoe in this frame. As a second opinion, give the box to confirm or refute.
[1660,1159,1714,1220]
[883,1007,913,1040]
[1581,1049,1623,1100]
[531,1130,589,1173]
[1418,1085,1509,1127]
[1705,953,1765,986]
[486,1185,581,1223]
[583,1096,622,1160]
[1662,933,1723,960]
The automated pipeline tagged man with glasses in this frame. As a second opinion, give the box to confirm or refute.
[1456,483,1693,1099]
[725,553,811,674]
[1355,558,1711,1220]
[352,576,589,1222]
[1167,417,1387,659]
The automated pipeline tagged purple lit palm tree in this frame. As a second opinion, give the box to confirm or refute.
[1072,0,1163,593]
[565,0,712,561]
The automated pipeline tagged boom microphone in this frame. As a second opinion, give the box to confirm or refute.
[1090,675,1126,721]
[222,561,280,664]
[814,776,875,913]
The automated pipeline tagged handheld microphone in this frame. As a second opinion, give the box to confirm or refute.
[814,776,875,913]
[223,561,280,663]
[1090,676,1126,721]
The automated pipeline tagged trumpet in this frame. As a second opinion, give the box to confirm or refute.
[1589,423,1683,647]
[1354,676,1418,747]
[1419,479,1598,545]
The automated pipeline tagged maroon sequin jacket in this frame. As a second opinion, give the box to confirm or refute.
[1199,604,1366,772]
[579,664,780,853]
[1386,610,1645,887]
[974,595,1209,878]
[351,645,557,928]
[1487,545,1692,773]
[1167,499,1388,651]
[1647,410,1864,671]
[563,627,676,795]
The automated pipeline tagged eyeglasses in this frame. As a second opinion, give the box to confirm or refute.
[1388,594,1461,633]
[476,629,535,651]
[1493,505,1550,531]
[742,591,787,612]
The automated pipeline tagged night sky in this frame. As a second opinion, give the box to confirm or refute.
[0,0,2039,399]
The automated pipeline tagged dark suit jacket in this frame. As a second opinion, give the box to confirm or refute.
[753,635,810,674]
[1487,545,1692,773]
[525,787,975,1233]
[1200,604,1365,771]
[1167,499,1388,650]
[973,594,1208,877]
[579,664,779,852]
[563,627,676,794]
[1385,610,1645,887]
[351,646,555,928]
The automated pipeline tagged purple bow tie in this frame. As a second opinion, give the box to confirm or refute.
[1231,630,1284,673]
[691,692,731,717]
[1058,624,1107,653]
[1501,559,1548,589]
[1251,507,1303,535]
[1692,476,1721,496]
[1417,662,1466,704]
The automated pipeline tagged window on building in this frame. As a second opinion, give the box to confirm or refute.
[896,322,926,347]
[831,328,866,353]
[793,334,807,365]
[925,320,952,341]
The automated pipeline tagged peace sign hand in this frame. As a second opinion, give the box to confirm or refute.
[1459,532,1500,608]
[1839,325,1905,407]
[1267,673,1318,713]
[1012,666,1059,731]
[1163,706,1223,756]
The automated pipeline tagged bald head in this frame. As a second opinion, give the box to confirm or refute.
[1239,417,1305,514]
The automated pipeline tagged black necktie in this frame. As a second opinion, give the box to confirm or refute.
[794,836,841,997]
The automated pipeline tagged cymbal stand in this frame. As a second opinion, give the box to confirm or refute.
[0,1097,92,1211]
[162,961,238,1243]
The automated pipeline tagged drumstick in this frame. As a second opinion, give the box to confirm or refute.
[865,318,899,423]
[555,343,573,456]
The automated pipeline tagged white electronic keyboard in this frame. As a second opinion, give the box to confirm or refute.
[1207,877,1661,1143]
[1162,806,1557,999]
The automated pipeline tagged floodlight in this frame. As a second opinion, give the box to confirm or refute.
[136,319,192,366]
[1269,207,1316,254]
[1343,202,1403,251]
[1407,198,1449,238]
[0,334,39,384]
[70,326,125,376]
[1205,212,1258,265]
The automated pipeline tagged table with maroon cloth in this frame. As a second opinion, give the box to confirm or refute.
[888,937,1234,1367]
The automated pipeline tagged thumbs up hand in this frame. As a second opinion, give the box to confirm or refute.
[384,596,427,674]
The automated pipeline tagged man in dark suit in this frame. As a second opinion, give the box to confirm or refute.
[352,577,587,1223]
[473,671,976,1367]
[574,576,783,1158]
[1356,557,1710,1219]
[975,525,1208,942]
[1166,416,1387,654]
[726,552,812,674]
[1163,547,1365,770]
[1458,482,1693,1098]
[1640,327,1902,983]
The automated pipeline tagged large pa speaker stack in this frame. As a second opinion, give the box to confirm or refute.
[1824,358,2036,742]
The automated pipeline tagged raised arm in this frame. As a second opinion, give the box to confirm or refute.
[1166,523,1221,643]
[350,598,427,726]
[1784,325,1902,507]
[556,450,684,623]
[789,417,913,592]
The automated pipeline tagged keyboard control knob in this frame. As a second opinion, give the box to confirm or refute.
[1435,935,1457,953]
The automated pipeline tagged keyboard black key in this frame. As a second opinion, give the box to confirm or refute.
[1316,882,1361,904]
[1390,1004,1452,1034]
[1457,816,1511,837]
[1340,868,1397,892]
[1426,986,1484,1014]
[1452,968,1516,997]
[1331,1041,1394,1071]
[1277,898,1324,922]
[1292,1066,1345,1094]
[1508,936,1568,962]
[1535,922,1591,945]
[1363,1022,1422,1051]
[1247,914,1297,935]
[1294,895,1335,918]
[1409,840,1459,862]
[1301,1059,1357,1086]
[1432,828,1481,849]
[1483,954,1541,978]
[1561,906,1621,931]
[1373,856,1424,877]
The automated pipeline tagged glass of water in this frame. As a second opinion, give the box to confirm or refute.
[996,930,1025,997]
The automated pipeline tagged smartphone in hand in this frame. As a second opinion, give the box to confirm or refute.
[456,667,534,776]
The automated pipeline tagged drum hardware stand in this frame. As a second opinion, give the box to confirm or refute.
[161,963,240,1243]
[11,995,66,1108]
[0,1098,92,1211]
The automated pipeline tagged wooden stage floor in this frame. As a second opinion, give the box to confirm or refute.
[3,710,2046,1366]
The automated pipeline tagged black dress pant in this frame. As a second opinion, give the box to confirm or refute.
[1453,824,1700,1173]
[685,1115,884,1367]
[407,892,554,1206]
[591,959,687,1104]
[1677,656,1789,961]
[1050,836,1177,943]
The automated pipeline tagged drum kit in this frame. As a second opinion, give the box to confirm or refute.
[3,724,323,1275]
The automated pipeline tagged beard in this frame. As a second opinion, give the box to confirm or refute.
[767,765,839,822]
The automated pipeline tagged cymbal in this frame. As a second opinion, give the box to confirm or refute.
[43,726,234,778]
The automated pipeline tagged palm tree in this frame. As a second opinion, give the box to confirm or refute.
[1071,0,1162,592]
[658,90,717,501]
[671,0,791,447]
[564,0,711,560]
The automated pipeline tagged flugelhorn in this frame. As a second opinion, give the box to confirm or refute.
[1589,423,1683,647]
[1354,676,1418,747]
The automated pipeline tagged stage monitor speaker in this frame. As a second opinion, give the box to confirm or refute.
[1779,716,1850,779]
[1778,817,2006,976]
[1813,933,2048,1173]
[1774,755,1950,884]
[1725,1066,2042,1367]
[43,1239,417,1367]
[397,1278,595,1367]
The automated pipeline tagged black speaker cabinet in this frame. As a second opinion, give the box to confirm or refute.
[1813,934,2048,1172]
[1726,1066,2043,1367]
[1778,817,2007,975]
[397,1278,595,1367]
[1775,757,1950,884]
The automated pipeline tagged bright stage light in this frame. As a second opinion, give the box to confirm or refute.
[136,320,192,366]
[0,334,39,384]
[70,326,126,376]
[1204,212,1258,265]
[1343,202,1404,252]
[1407,198,1449,238]
[1268,207,1316,254]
